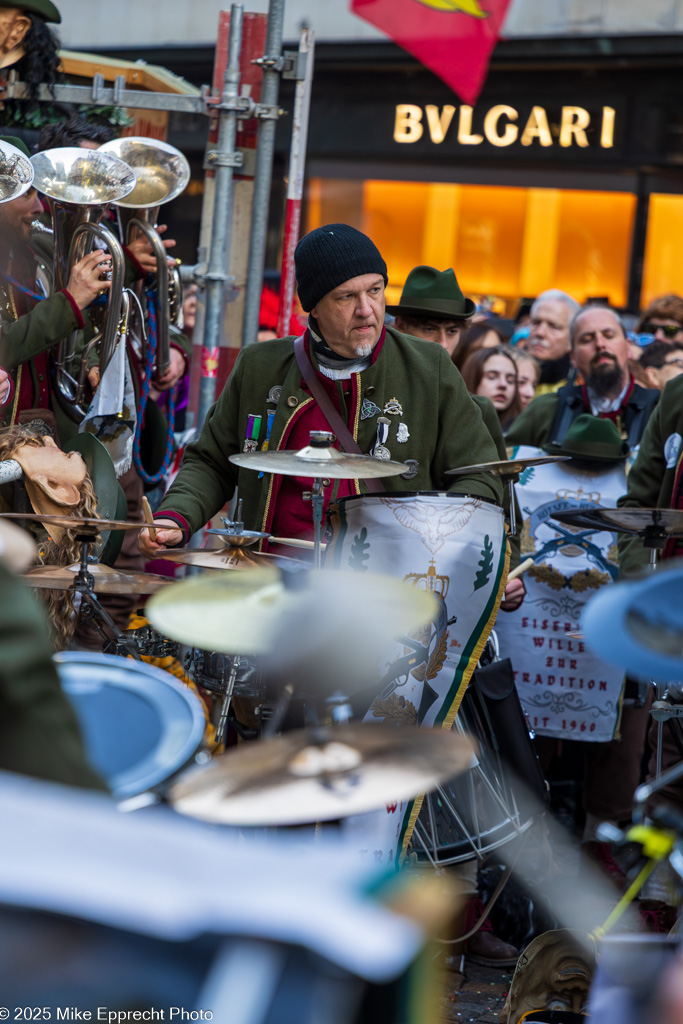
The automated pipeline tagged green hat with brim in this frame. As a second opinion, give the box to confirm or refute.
[0,135,30,158]
[543,413,630,463]
[386,265,476,320]
[0,0,61,23]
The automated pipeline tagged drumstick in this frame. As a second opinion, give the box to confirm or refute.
[507,556,534,582]
[141,496,157,542]
[270,536,327,551]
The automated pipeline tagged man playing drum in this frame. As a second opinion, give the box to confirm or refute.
[140,224,504,556]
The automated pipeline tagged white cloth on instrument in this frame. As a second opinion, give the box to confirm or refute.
[79,338,136,477]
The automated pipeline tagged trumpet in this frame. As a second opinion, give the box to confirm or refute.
[99,137,190,379]
[30,147,136,421]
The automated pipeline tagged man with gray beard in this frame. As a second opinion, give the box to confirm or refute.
[140,223,503,556]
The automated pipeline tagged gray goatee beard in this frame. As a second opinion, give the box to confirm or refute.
[354,342,374,358]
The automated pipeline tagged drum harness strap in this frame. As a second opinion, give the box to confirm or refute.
[293,334,384,496]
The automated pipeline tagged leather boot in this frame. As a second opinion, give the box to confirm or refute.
[464,897,520,968]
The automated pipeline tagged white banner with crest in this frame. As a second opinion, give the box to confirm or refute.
[494,446,627,743]
[327,493,508,867]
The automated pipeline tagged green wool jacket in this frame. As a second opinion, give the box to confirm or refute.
[506,379,659,451]
[617,373,683,577]
[158,327,504,539]
[0,233,191,451]
[0,562,107,790]
[505,392,566,449]
[0,233,98,443]
[0,235,96,375]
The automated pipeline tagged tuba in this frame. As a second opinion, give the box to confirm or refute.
[99,137,190,378]
[30,147,136,420]
[0,139,34,203]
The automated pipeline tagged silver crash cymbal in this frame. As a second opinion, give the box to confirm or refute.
[169,722,475,826]
[22,563,173,595]
[146,568,437,657]
[0,511,145,533]
[551,507,683,537]
[230,443,408,479]
[445,455,571,478]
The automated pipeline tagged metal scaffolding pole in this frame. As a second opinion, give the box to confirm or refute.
[277,27,315,339]
[195,2,245,430]
[241,0,285,348]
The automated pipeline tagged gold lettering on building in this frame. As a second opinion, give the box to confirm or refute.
[394,104,424,143]
[425,104,456,144]
[559,106,590,147]
[601,106,615,148]
[521,106,553,147]
[393,103,617,149]
[483,105,519,147]
[457,105,483,145]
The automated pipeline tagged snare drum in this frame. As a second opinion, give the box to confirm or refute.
[412,668,539,864]
[53,651,207,799]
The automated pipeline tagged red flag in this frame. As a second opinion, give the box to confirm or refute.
[351,0,511,106]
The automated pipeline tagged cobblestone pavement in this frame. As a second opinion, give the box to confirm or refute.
[440,959,512,1023]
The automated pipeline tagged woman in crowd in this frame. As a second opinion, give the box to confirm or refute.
[461,346,522,433]
[510,349,540,410]
[453,321,505,370]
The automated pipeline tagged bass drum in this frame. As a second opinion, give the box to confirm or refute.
[53,651,207,799]
[411,653,544,864]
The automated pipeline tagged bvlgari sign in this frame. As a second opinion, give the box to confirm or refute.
[394,103,616,149]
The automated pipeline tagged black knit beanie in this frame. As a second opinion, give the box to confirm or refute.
[294,223,388,312]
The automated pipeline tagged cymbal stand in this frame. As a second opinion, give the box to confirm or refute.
[70,531,142,661]
[215,655,240,747]
[302,431,335,569]
[642,524,677,777]
[499,471,519,536]
[302,477,325,569]
[642,524,667,572]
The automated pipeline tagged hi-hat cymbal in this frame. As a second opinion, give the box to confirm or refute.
[0,512,145,533]
[159,546,306,572]
[169,722,475,826]
[445,455,571,478]
[146,568,437,656]
[22,562,173,594]
[230,443,407,480]
[204,527,269,547]
[550,507,683,537]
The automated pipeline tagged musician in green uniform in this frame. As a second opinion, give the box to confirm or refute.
[141,224,504,555]
[0,521,106,789]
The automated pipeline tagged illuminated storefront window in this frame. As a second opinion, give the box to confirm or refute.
[641,194,683,308]
[306,178,636,311]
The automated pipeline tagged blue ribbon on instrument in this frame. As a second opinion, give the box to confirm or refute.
[132,287,176,486]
